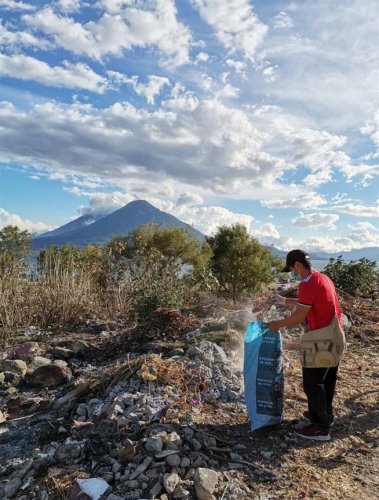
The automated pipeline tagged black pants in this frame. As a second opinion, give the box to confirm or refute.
[302,364,339,431]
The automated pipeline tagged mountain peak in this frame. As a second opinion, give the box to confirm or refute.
[32,199,204,249]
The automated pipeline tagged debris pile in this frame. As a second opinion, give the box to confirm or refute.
[0,291,378,499]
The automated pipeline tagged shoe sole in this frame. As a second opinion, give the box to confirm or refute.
[303,417,335,427]
[294,431,331,441]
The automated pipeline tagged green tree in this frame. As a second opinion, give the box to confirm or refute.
[0,225,31,274]
[206,223,272,300]
[105,225,212,317]
[130,224,211,274]
[324,256,377,296]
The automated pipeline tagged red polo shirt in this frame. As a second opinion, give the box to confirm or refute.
[298,272,342,331]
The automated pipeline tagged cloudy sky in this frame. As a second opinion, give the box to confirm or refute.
[0,0,378,253]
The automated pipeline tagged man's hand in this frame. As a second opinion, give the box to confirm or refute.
[267,320,282,332]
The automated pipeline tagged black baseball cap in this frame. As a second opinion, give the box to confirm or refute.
[282,249,311,272]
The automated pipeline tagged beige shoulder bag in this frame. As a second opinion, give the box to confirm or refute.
[298,315,346,368]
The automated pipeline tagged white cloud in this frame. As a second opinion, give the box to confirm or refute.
[0,24,50,49]
[253,219,379,254]
[225,58,247,74]
[176,192,204,207]
[252,222,280,240]
[361,110,379,158]
[191,0,268,60]
[331,201,379,218]
[0,208,54,234]
[0,0,34,11]
[108,72,170,104]
[262,65,277,82]
[292,212,339,229]
[0,54,108,92]
[300,229,379,254]
[171,204,254,236]
[0,98,269,193]
[98,0,136,14]
[261,0,379,130]
[23,2,192,66]
[272,11,294,29]
[262,193,327,210]
[0,96,362,206]
[57,0,82,13]
[195,52,209,63]
[77,191,136,215]
[302,169,333,187]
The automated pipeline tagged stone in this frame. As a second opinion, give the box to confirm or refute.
[145,436,163,452]
[0,359,27,376]
[145,468,159,479]
[71,339,89,355]
[74,477,109,500]
[173,486,191,498]
[168,348,185,357]
[53,359,68,368]
[76,403,88,418]
[149,481,162,497]
[186,346,203,359]
[3,371,21,385]
[163,472,180,494]
[13,342,40,360]
[119,439,136,463]
[106,495,126,500]
[341,313,351,330]
[165,454,181,467]
[192,438,202,451]
[50,346,74,359]
[194,468,218,500]
[31,364,72,387]
[155,450,180,459]
[112,462,122,474]
[180,457,191,468]
[260,451,273,460]
[4,477,22,497]
[54,443,82,465]
[29,356,52,371]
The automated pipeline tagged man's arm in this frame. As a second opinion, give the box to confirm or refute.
[267,303,310,332]
[284,298,298,307]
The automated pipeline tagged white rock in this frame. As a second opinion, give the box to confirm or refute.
[76,478,109,500]
[194,468,218,500]
[163,472,180,494]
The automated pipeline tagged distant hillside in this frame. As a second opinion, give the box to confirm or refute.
[32,200,204,250]
[37,213,104,238]
[268,246,379,262]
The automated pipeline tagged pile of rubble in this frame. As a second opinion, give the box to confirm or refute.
[0,295,378,499]
[0,328,251,499]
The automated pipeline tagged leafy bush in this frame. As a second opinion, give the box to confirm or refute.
[124,247,186,319]
[324,256,377,296]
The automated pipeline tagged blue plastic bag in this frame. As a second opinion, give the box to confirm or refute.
[244,321,284,431]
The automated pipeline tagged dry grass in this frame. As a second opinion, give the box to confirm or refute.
[0,256,137,339]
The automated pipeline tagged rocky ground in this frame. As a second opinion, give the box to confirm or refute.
[0,292,378,500]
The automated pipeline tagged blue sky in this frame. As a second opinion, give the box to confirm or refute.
[0,0,378,252]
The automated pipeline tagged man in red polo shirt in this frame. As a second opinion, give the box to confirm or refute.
[267,249,343,442]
